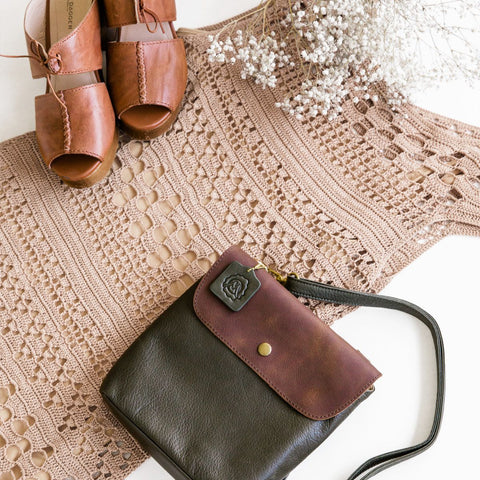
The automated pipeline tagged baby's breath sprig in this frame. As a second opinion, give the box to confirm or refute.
[207,0,480,120]
[207,1,292,90]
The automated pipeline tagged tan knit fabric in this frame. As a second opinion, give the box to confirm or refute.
[1,3,480,479]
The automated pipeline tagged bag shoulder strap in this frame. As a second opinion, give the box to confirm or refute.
[285,276,445,480]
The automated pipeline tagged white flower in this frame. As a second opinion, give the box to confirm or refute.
[208,0,480,119]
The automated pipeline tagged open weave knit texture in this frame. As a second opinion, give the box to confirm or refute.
[1,2,480,479]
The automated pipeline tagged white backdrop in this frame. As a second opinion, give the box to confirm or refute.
[0,2,479,480]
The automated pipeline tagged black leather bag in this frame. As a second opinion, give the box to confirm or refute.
[100,246,445,480]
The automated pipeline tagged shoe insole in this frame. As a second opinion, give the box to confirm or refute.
[48,0,97,91]
[119,21,174,42]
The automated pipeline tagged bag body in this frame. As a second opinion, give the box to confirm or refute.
[101,246,380,480]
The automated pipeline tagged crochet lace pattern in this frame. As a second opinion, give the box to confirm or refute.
[1,4,480,480]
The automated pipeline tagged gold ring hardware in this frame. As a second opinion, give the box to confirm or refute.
[248,261,299,285]
[257,343,272,357]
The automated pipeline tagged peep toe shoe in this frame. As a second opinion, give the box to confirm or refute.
[103,0,188,140]
[24,0,118,188]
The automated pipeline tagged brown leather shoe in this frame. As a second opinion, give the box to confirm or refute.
[24,0,118,189]
[103,0,188,140]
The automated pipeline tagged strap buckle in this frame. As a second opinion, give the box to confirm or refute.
[248,261,299,285]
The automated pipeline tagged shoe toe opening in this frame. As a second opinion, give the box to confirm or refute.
[120,105,171,133]
[51,154,101,181]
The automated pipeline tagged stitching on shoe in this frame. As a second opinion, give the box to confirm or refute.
[137,42,147,104]
[58,92,72,153]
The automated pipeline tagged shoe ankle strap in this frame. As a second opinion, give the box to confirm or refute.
[24,0,102,79]
[103,0,177,29]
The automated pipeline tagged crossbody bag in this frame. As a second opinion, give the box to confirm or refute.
[101,245,444,480]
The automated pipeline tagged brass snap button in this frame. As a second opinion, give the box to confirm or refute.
[258,343,272,357]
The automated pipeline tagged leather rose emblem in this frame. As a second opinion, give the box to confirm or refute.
[222,274,249,301]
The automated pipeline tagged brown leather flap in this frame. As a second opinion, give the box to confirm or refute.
[103,0,177,27]
[49,0,102,76]
[24,0,102,79]
[193,246,381,421]
[141,0,177,22]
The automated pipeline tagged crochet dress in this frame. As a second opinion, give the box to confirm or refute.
[0,3,479,480]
